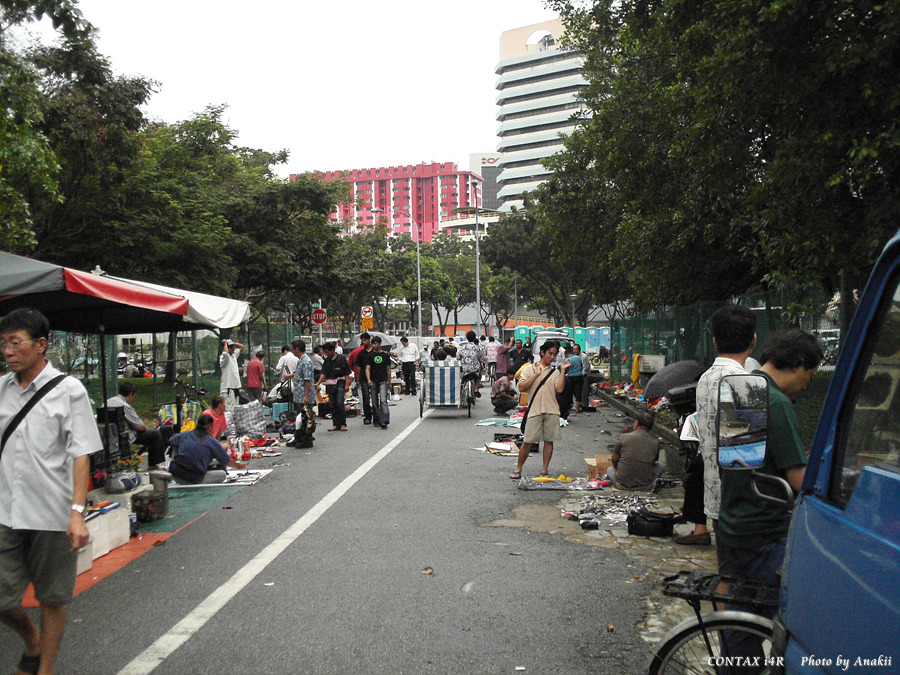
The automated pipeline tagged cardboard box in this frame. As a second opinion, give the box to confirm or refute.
[485,441,518,455]
[586,453,614,480]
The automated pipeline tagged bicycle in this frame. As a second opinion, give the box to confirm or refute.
[486,361,497,385]
[461,374,477,418]
[648,571,779,675]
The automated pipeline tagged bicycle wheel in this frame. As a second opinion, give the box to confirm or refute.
[648,610,775,675]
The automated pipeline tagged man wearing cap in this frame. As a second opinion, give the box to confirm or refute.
[219,338,245,413]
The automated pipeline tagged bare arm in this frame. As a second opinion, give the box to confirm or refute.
[68,455,90,550]
[786,465,806,492]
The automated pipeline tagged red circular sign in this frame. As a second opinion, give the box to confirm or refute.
[312,308,327,324]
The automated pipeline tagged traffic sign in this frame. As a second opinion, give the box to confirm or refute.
[312,308,327,324]
[361,317,373,331]
[361,306,374,319]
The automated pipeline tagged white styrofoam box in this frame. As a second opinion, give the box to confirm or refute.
[76,541,93,575]
[86,517,109,559]
[104,507,130,550]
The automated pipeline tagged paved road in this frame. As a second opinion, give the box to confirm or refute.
[1,395,653,675]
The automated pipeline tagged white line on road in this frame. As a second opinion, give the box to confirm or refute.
[118,410,432,675]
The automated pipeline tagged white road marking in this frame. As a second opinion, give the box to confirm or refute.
[118,410,432,675]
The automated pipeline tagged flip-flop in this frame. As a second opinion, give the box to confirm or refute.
[339,426,348,431]
[509,471,522,480]
[538,472,551,478]
[326,427,340,432]
[17,653,41,675]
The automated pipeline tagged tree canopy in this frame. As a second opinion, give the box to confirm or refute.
[537,0,900,312]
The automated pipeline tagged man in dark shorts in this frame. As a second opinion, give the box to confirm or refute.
[0,308,101,675]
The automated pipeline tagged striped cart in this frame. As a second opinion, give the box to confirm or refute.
[419,358,469,417]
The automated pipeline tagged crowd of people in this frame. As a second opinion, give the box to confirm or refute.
[1,301,827,671]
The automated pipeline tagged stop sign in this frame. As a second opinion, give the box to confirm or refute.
[312,308,327,324]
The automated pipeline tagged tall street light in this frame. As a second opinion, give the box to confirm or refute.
[373,207,422,340]
[452,205,499,338]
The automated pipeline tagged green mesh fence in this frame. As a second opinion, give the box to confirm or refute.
[609,289,842,381]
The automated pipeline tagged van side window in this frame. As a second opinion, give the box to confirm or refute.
[833,277,900,505]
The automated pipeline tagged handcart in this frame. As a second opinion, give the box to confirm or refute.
[419,358,471,417]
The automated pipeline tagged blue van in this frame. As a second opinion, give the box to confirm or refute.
[771,229,900,672]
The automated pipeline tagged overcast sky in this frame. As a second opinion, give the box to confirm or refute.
[48,0,559,176]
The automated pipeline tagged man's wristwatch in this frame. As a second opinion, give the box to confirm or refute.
[71,504,86,515]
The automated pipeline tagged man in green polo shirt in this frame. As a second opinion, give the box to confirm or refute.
[718,329,822,663]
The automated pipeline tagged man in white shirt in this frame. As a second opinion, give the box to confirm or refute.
[274,344,299,382]
[106,382,167,469]
[0,308,100,675]
[686,305,756,551]
[219,339,244,413]
[397,337,420,395]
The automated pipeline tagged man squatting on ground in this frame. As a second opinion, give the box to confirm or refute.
[606,411,664,490]
[106,382,170,470]
[0,308,101,675]
[510,340,570,479]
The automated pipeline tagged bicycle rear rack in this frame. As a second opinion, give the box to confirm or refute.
[662,570,780,615]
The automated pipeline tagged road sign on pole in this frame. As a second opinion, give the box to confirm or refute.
[361,306,374,319]
[361,317,373,331]
[312,308,327,325]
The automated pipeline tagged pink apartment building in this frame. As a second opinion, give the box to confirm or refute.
[297,162,482,242]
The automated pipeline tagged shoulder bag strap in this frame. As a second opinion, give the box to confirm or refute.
[0,374,68,458]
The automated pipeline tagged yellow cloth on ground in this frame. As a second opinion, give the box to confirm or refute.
[632,353,642,384]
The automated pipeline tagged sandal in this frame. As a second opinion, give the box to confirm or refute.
[538,472,551,478]
[326,427,340,432]
[17,653,41,675]
[509,471,522,480]
[339,426,348,431]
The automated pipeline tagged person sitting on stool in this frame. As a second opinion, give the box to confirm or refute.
[168,414,245,485]
[606,412,664,490]
[106,381,169,470]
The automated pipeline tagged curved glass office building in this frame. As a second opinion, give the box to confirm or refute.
[495,20,587,212]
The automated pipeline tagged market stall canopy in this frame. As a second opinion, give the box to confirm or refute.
[0,252,190,334]
[103,275,249,329]
[0,252,249,333]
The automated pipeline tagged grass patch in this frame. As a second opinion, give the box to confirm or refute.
[85,376,221,423]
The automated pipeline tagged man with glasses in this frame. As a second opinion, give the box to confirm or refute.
[0,308,101,675]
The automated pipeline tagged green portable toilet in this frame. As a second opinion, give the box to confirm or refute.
[515,326,531,343]
[529,325,544,342]
[559,326,574,339]
[574,327,587,351]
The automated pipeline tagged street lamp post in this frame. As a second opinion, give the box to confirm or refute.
[452,205,499,339]
[374,207,422,340]
[569,294,578,328]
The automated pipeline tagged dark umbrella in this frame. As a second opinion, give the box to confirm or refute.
[343,331,399,350]
[643,360,706,400]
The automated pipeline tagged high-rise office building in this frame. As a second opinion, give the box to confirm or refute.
[495,19,586,211]
[310,162,481,242]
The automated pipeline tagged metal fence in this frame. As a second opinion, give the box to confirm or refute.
[609,288,843,381]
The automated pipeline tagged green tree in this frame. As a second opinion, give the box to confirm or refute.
[548,0,900,310]
[0,0,91,248]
